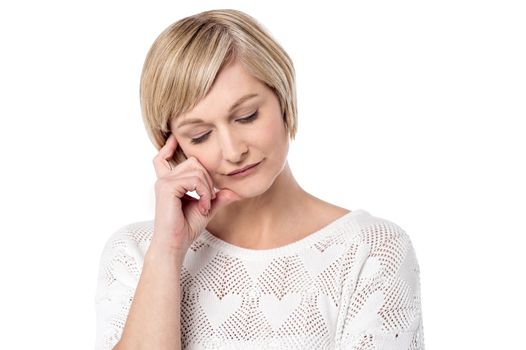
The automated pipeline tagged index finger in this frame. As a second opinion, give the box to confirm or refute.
[159,133,178,156]
[153,133,178,177]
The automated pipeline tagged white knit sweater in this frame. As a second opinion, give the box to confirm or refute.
[94,209,425,350]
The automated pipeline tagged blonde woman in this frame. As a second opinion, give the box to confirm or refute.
[95,9,425,350]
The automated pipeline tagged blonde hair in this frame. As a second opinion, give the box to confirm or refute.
[139,9,297,166]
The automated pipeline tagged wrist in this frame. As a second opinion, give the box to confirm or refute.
[145,240,188,266]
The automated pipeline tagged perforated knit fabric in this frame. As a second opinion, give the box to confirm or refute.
[94,209,425,350]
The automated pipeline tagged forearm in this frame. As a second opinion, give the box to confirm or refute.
[114,244,185,350]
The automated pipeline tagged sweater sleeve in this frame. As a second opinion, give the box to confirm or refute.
[338,222,425,349]
[94,227,144,350]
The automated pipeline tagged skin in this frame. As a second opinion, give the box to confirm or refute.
[170,58,350,249]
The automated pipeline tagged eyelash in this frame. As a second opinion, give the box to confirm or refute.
[190,111,259,145]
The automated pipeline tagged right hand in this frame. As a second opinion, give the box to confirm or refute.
[150,133,242,255]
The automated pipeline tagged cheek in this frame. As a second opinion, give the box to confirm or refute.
[262,119,287,147]
[196,154,221,177]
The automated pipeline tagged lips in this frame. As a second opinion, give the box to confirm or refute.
[227,161,261,175]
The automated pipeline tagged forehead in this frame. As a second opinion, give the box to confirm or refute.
[174,60,266,123]
[197,60,262,108]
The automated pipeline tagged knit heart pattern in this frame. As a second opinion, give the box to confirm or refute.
[299,244,346,278]
[260,292,302,330]
[199,288,243,329]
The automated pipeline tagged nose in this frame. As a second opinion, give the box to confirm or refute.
[218,127,248,163]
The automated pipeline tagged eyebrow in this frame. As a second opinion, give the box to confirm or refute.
[176,93,259,129]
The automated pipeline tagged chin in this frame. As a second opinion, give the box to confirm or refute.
[221,174,274,198]
[225,183,267,198]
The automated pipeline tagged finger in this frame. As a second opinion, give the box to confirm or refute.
[182,193,197,201]
[198,168,216,199]
[159,133,178,158]
[188,158,216,200]
[153,134,178,178]
[181,170,214,203]
[158,174,212,216]
[208,188,243,218]
[179,175,213,215]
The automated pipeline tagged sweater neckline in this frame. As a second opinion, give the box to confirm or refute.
[198,209,367,260]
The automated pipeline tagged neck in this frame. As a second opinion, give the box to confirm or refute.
[207,161,315,249]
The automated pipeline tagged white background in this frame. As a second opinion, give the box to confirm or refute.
[1,0,524,348]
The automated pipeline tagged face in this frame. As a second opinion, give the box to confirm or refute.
[170,59,290,198]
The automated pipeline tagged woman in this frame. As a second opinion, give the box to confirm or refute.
[95,9,425,350]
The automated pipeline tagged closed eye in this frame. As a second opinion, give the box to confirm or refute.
[190,110,259,145]
[237,110,258,124]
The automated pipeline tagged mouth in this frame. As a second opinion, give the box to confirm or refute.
[227,160,263,176]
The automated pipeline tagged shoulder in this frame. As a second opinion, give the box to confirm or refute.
[342,210,422,282]
[96,220,155,296]
[340,210,419,268]
[337,211,425,345]
[110,219,154,244]
[306,200,413,248]
[344,210,412,246]
[98,220,155,264]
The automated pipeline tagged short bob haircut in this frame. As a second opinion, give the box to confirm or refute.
[139,9,298,167]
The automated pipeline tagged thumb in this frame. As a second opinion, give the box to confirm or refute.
[209,188,242,216]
